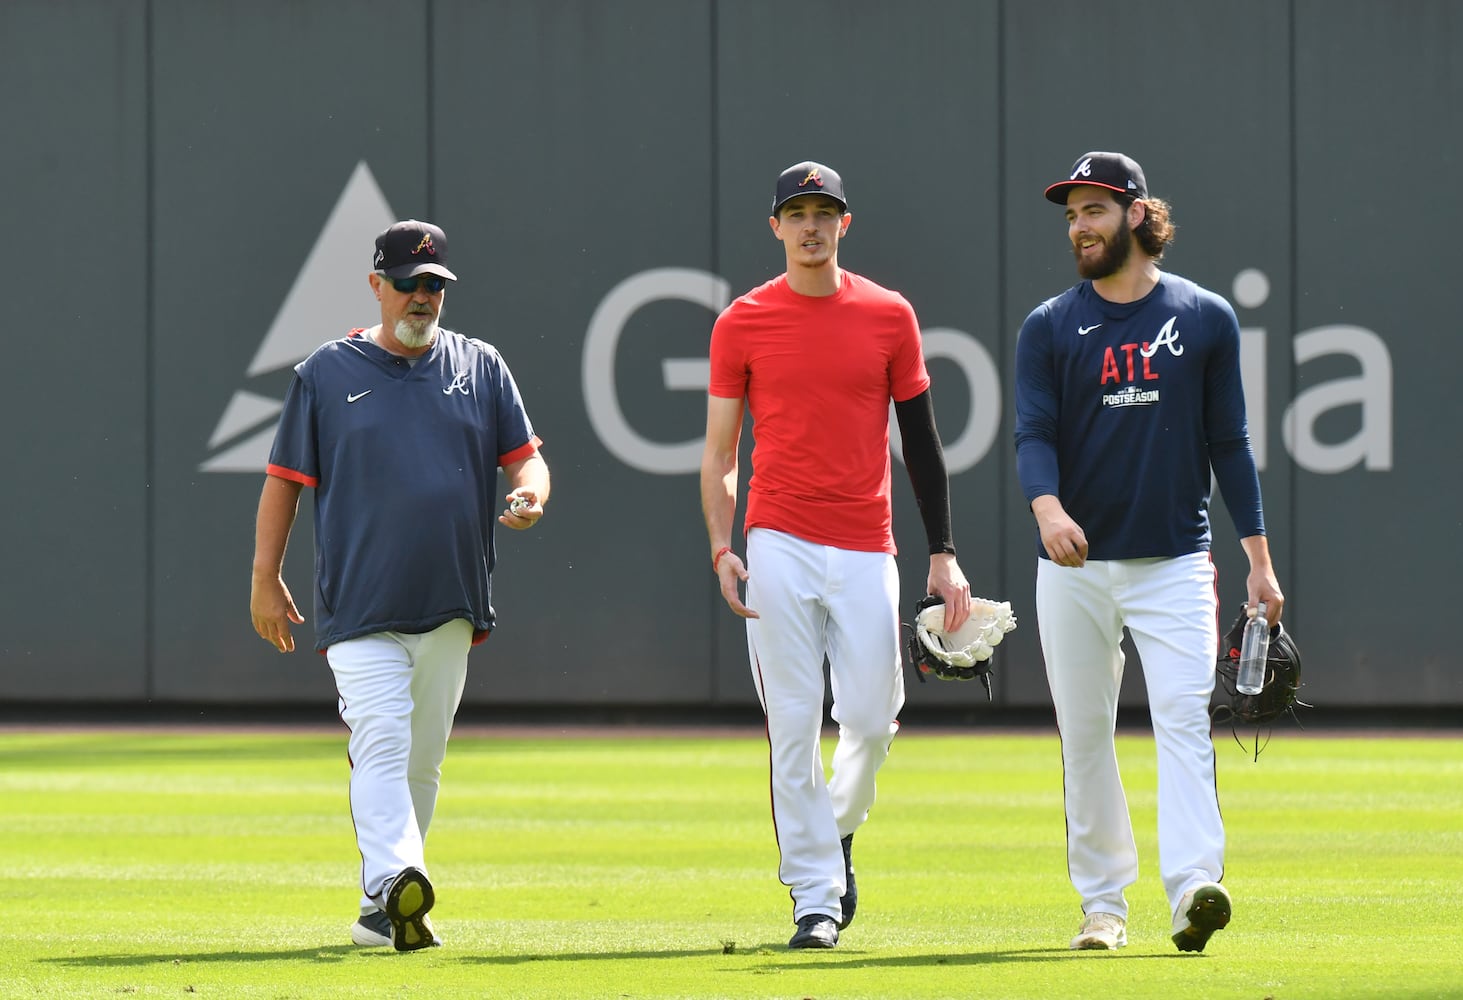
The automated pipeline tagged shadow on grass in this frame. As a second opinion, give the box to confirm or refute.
[39,946,733,968]
[719,947,1205,968]
[41,945,1204,968]
[40,947,373,967]
[450,945,1204,967]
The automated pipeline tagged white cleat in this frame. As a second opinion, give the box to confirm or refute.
[1070,911,1127,950]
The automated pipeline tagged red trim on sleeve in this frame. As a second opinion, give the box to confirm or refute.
[266,464,319,488]
[498,436,543,468]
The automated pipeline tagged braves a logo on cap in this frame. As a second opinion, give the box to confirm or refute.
[799,167,824,189]
[413,233,438,256]
[1071,157,1093,180]
[374,248,385,267]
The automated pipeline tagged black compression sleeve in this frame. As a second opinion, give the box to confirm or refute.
[893,390,956,556]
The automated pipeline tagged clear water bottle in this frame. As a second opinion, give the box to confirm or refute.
[1236,601,1269,696]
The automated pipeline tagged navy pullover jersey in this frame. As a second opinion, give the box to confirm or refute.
[1013,273,1264,561]
[268,328,540,650]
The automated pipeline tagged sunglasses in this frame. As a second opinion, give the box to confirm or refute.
[385,275,448,294]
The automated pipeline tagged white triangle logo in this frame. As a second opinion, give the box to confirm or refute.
[199,161,395,472]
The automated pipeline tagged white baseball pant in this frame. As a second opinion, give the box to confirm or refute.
[745,527,905,922]
[1035,551,1223,922]
[327,617,472,914]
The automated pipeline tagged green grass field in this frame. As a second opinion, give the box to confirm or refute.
[1,726,1459,999]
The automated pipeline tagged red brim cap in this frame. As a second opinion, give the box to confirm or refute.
[381,261,458,280]
[374,220,457,280]
[1044,152,1148,204]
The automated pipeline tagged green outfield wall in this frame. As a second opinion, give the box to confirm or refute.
[1,0,1454,711]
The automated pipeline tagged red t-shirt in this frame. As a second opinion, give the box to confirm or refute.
[708,271,930,554]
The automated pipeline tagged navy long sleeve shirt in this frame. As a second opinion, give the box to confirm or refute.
[1014,273,1264,561]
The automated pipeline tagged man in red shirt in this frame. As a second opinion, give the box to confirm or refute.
[701,161,973,949]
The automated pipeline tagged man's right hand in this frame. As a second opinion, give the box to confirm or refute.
[251,574,305,652]
[1032,495,1089,567]
[714,551,759,619]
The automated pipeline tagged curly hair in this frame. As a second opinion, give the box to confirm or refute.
[1117,194,1177,260]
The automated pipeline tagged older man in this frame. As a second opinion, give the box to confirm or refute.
[250,219,550,951]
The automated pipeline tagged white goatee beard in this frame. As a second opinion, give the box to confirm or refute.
[395,316,438,349]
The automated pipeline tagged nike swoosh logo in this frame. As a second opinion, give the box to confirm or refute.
[347,390,373,403]
[1077,324,1102,336]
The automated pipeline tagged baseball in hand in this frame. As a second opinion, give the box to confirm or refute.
[509,496,530,515]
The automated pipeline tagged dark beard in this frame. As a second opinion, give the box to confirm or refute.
[1074,221,1133,280]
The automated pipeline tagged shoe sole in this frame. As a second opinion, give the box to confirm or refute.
[1172,885,1231,953]
[1070,934,1126,950]
[384,867,437,952]
[353,915,441,948]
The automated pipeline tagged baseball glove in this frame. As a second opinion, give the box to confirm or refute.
[1214,612,1309,758]
[905,594,1018,699]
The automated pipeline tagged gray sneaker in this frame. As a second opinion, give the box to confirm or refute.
[351,908,441,948]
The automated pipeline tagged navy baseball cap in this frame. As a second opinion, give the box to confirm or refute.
[772,161,848,214]
[373,220,458,280]
[1044,152,1148,204]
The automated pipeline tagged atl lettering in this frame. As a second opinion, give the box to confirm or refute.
[1100,343,1160,384]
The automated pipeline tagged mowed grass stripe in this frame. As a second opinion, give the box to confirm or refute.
[0,728,1458,999]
